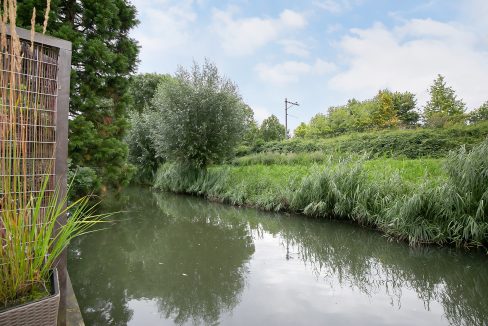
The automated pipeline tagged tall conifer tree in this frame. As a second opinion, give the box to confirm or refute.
[424,75,466,127]
[18,0,140,191]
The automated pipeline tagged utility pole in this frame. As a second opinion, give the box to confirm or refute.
[285,98,299,139]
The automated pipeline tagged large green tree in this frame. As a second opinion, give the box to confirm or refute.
[307,113,332,138]
[260,115,285,142]
[391,91,419,127]
[293,122,308,138]
[150,60,247,168]
[241,105,261,146]
[423,75,466,127]
[18,0,140,191]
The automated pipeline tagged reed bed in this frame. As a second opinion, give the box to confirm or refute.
[154,140,488,247]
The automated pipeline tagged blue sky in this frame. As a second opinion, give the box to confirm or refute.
[131,0,488,132]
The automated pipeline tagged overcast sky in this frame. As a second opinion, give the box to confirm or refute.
[131,0,488,132]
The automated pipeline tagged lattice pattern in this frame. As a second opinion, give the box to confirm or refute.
[0,35,59,229]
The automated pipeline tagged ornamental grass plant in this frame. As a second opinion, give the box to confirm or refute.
[0,0,108,310]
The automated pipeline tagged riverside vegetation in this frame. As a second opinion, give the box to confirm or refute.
[126,63,488,249]
[153,140,488,247]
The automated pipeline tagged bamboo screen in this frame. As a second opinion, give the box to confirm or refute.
[0,34,59,224]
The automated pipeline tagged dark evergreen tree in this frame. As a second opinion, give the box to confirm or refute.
[18,0,140,191]
[423,75,466,127]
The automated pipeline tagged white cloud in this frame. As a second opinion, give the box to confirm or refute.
[313,0,342,13]
[459,0,488,46]
[313,0,363,14]
[132,0,198,71]
[326,23,343,34]
[329,19,488,109]
[252,105,272,122]
[211,9,307,56]
[279,39,310,57]
[279,9,307,28]
[460,0,488,29]
[255,59,336,85]
[314,59,337,74]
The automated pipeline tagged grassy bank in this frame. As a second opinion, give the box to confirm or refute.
[154,140,488,247]
[236,121,488,159]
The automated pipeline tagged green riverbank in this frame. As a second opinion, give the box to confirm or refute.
[154,140,488,248]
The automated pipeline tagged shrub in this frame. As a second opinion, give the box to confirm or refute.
[68,160,102,200]
[126,111,163,184]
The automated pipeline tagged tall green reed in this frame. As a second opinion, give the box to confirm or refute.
[155,140,488,247]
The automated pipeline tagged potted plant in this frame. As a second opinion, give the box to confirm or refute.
[0,180,108,325]
[0,0,108,324]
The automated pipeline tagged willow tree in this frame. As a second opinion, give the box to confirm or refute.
[151,60,247,169]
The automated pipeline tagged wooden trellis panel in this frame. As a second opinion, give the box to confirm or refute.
[0,25,71,325]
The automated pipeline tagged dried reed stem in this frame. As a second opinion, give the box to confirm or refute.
[42,0,50,34]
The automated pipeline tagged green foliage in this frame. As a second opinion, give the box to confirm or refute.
[231,151,333,166]
[150,60,247,168]
[469,101,488,124]
[424,75,466,127]
[246,122,488,159]
[373,90,398,128]
[68,160,102,200]
[442,141,488,244]
[294,122,308,138]
[154,140,488,246]
[154,163,204,194]
[126,111,164,184]
[69,115,134,190]
[328,104,355,135]
[18,0,140,194]
[307,114,332,138]
[241,106,262,146]
[295,90,420,139]
[1,174,111,308]
[391,91,419,126]
[128,73,173,113]
[260,115,285,142]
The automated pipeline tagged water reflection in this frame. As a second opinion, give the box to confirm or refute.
[68,187,488,325]
[69,189,254,325]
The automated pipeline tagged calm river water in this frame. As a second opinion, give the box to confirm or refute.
[68,187,488,325]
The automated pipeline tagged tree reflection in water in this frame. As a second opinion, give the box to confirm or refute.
[69,189,254,325]
[68,187,488,326]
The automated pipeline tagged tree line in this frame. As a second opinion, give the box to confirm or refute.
[294,75,488,139]
[126,67,488,185]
